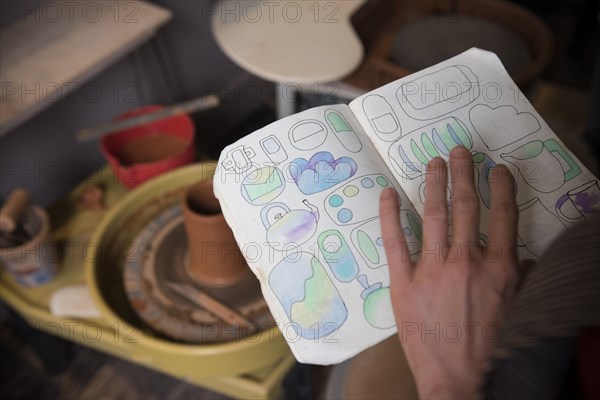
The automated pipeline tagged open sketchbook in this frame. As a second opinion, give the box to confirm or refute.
[213,48,599,365]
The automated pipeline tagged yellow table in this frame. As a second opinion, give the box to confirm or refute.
[0,165,295,399]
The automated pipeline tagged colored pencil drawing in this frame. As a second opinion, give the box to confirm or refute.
[318,229,360,283]
[500,139,582,193]
[324,174,392,226]
[555,180,600,222]
[261,200,319,251]
[269,253,348,339]
[358,275,395,330]
[289,152,358,195]
[388,117,473,180]
[240,166,285,205]
[325,109,363,153]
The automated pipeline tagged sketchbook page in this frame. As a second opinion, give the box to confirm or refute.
[350,47,599,260]
[214,104,422,365]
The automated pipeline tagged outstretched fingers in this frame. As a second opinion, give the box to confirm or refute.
[487,165,518,261]
[380,187,413,287]
[449,147,480,246]
[422,157,449,252]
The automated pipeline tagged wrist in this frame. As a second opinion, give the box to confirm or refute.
[417,383,476,400]
[414,370,480,399]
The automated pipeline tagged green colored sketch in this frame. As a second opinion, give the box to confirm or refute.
[357,230,380,265]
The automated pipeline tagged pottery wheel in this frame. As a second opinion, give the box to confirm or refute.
[123,205,272,343]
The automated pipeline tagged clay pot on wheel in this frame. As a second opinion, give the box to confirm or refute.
[181,180,249,286]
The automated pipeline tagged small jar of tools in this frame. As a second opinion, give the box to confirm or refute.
[0,189,58,287]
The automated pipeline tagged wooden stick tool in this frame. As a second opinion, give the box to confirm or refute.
[167,282,257,333]
[76,95,220,142]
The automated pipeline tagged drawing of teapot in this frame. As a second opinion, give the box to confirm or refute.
[261,200,320,250]
[500,140,581,193]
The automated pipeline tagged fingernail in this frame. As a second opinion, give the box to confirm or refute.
[450,146,468,157]
[491,164,507,179]
[428,157,445,168]
[381,187,396,200]
[490,165,500,179]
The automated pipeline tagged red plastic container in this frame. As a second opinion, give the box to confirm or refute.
[101,105,196,189]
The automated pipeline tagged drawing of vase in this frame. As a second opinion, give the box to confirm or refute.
[357,275,395,330]
[518,198,566,257]
[500,140,581,193]
[269,253,347,339]
[555,180,600,222]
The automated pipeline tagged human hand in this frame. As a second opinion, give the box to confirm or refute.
[379,146,520,399]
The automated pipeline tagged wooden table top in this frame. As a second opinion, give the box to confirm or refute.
[0,0,172,136]
[211,0,367,84]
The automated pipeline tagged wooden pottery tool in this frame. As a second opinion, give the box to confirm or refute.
[76,95,219,142]
[167,282,257,334]
[0,188,58,287]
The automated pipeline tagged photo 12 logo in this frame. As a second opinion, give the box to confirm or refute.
[205,1,340,24]
[1,1,139,24]
[34,321,139,344]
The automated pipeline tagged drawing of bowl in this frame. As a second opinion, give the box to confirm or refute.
[289,120,328,150]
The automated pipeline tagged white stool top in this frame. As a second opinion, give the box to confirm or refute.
[212,0,366,84]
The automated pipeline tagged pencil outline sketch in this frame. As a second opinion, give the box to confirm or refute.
[469,104,541,151]
[289,119,328,151]
[325,109,363,153]
[362,95,402,142]
[397,65,480,121]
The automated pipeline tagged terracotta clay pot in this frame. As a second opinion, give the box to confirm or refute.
[181,180,249,286]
